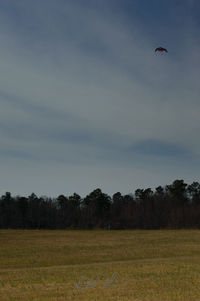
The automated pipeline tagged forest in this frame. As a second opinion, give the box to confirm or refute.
[1,179,200,229]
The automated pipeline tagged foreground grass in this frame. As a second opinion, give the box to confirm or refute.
[0,229,200,300]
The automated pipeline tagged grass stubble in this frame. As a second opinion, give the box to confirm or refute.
[0,229,200,300]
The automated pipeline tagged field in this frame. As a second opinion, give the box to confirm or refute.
[0,230,200,301]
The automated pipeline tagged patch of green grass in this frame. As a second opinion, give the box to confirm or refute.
[0,230,200,300]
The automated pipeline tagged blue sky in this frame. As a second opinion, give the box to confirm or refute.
[0,0,200,197]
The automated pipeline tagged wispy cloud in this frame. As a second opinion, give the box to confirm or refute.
[130,139,190,158]
[0,0,199,196]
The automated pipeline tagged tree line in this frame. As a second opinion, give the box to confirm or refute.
[0,179,200,229]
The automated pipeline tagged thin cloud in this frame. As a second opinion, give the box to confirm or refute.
[0,0,199,196]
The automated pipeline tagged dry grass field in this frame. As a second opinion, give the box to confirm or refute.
[0,229,200,300]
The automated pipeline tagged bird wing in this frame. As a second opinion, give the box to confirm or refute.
[161,47,168,52]
[155,47,168,52]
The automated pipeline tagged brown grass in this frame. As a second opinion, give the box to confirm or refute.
[0,229,200,300]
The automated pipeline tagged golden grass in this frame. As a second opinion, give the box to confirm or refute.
[0,229,200,300]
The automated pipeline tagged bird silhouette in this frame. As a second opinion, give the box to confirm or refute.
[155,47,168,53]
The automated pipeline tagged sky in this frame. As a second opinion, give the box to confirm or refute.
[0,0,200,198]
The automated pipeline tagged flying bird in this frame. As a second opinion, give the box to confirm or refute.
[155,47,168,53]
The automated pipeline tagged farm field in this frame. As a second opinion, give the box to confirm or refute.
[0,229,200,301]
